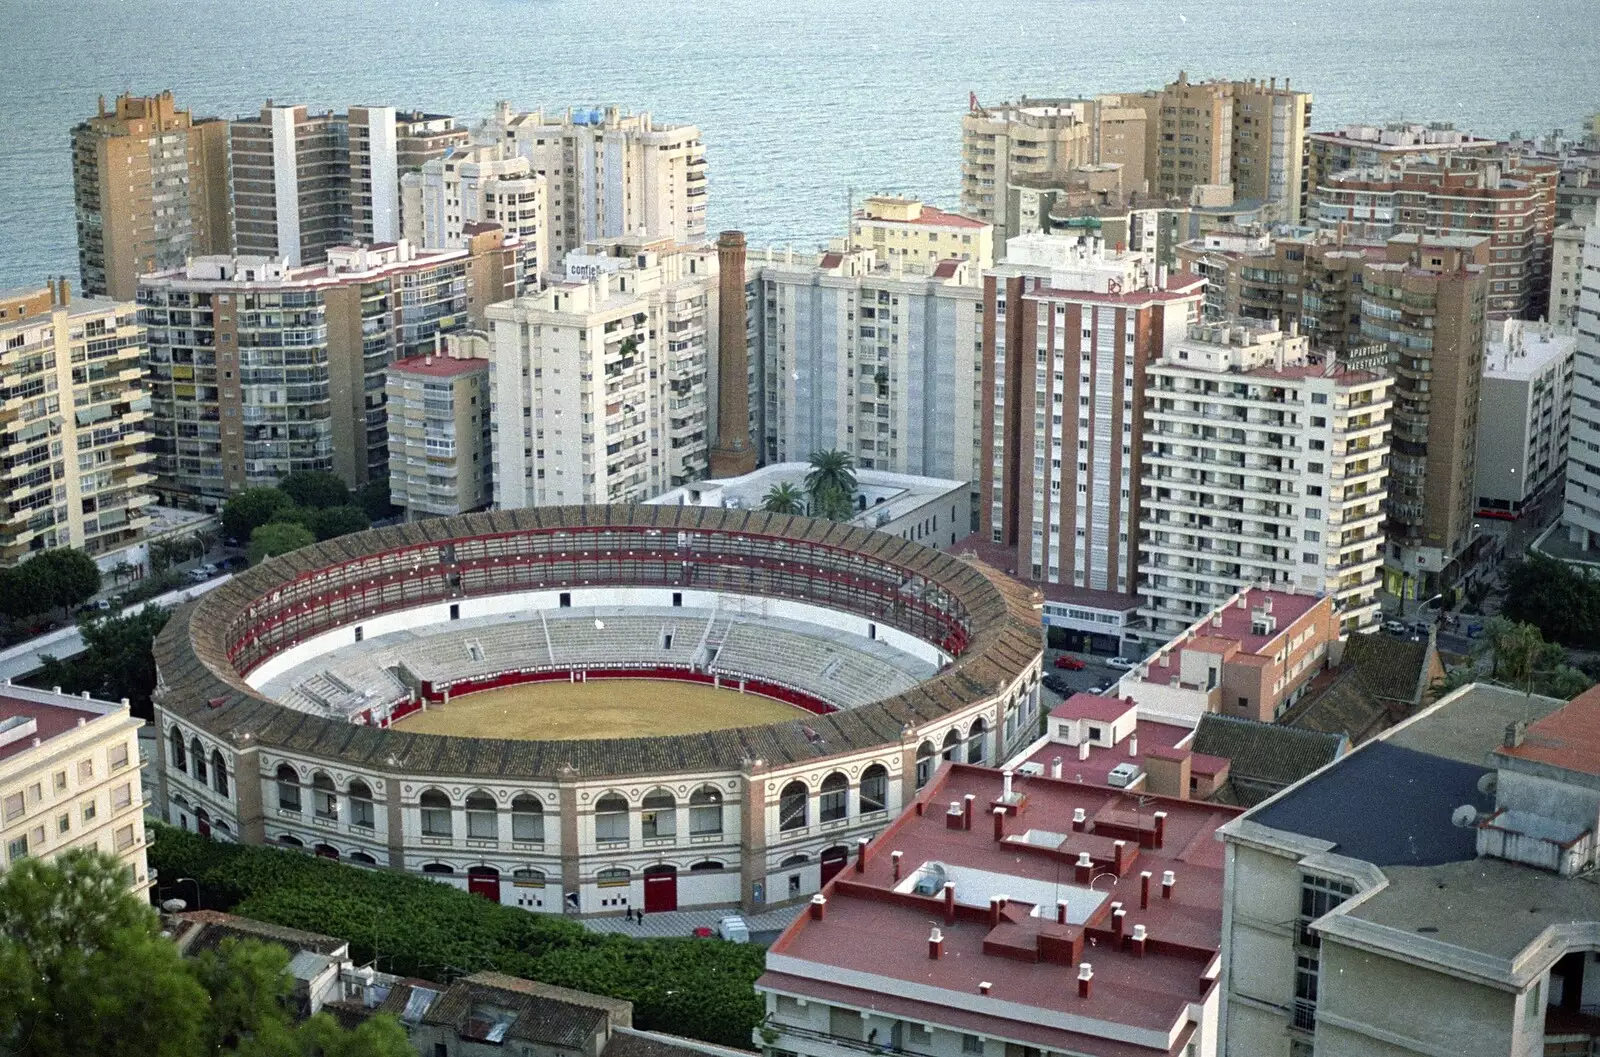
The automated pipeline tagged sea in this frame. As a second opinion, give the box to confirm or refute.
[0,0,1588,291]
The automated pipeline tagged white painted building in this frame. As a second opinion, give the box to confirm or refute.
[1550,221,1587,333]
[1474,319,1574,519]
[650,463,971,551]
[1562,222,1600,549]
[1141,320,1392,637]
[402,142,548,293]
[487,239,716,507]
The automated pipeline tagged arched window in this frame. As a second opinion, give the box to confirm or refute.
[275,765,301,813]
[312,773,337,820]
[512,867,546,885]
[277,833,304,848]
[690,860,724,871]
[313,843,339,860]
[465,792,497,840]
[642,789,676,839]
[778,781,808,831]
[194,806,210,838]
[170,728,187,774]
[860,763,889,814]
[779,853,809,868]
[421,862,454,875]
[594,793,629,843]
[419,790,452,838]
[689,786,723,836]
[211,751,229,798]
[511,795,544,843]
[819,772,848,822]
[348,851,377,866]
[941,727,962,762]
[915,741,936,789]
[596,867,630,887]
[212,819,231,835]
[348,781,375,829]
[967,717,988,765]
[191,739,207,783]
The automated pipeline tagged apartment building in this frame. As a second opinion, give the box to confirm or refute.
[1361,235,1489,599]
[1304,122,1498,218]
[960,98,1101,239]
[1562,223,1600,550]
[1551,221,1588,332]
[745,244,984,487]
[404,142,548,293]
[1474,319,1574,518]
[0,281,154,563]
[229,104,351,265]
[486,238,716,507]
[982,232,1204,594]
[138,236,512,506]
[485,104,706,258]
[1117,586,1339,724]
[1141,322,1391,638]
[1,685,148,892]
[1313,156,1558,320]
[386,333,492,519]
[756,764,1240,1057]
[71,92,231,301]
[1217,682,1600,1057]
[848,195,994,276]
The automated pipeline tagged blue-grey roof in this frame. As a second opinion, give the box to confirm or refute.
[1247,741,1493,866]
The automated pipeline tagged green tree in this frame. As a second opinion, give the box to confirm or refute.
[307,505,372,542]
[150,538,184,575]
[278,471,352,512]
[288,1014,414,1057]
[248,523,316,566]
[0,850,208,1057]
[24,548,103,615]
[1501,554,1600,648]
[192,938,297,1056]
[223,488,294,544]
[356,479,393,522]
[761,482,806,515]
[1477,616,1593,699]
[0,564,50,621]
[35,605,170,716]
[805,449,857,521]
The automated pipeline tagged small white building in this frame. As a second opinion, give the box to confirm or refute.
[649,464,972,551]
[1475,319,1574,518]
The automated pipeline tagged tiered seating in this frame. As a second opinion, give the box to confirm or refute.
[710,624,919,709]
[544,616,686,668]
[291,659,407,719]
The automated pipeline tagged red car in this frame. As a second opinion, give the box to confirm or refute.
[1054,655,1087,670]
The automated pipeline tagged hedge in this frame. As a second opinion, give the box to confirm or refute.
[149,826,765,1048]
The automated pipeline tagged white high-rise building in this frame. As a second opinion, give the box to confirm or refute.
[481,104,706,259]
[1140,321,1392,639]
[1475,319,1574,520]
[1562,222,1600,549]
[402,143,548,294]
[486,238,716,508]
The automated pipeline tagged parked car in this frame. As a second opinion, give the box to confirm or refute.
[187,565,218,583]
[219,555,248,571]
[716,915,750,943]
[1088,681,1113,695]
[1105,656,1140,671]
[1382,619,1407,635]
[1054,655,1087,670]
[1043,674,1074,696]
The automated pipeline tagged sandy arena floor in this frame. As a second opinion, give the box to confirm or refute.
[390,678,806,740]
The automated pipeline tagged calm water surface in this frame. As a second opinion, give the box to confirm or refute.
[0,0,1587,289]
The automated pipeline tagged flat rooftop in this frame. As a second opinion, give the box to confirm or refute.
[390,353,486,378]
[648,464,966,530]
[762,764,1238,1056]
[0,690,115,762]
[1021,717,1194,789]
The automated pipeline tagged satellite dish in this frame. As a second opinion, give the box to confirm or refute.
[1477,772,1497,796]
[1451,804,1479,828]
[161,898,188,913]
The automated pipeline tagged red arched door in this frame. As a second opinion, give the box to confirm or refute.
[468,866,501,903]
[313,844,339,860]
[643,865,678,913]
[819,845,849,887]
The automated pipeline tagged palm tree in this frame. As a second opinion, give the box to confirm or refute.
[805,449,857,521]
[762,482,806,515]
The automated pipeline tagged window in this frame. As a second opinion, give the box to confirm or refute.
[915,741,936,789]
[465,793,497,840]
[689,786,723,835]
[112,783,132,810]
[819,773,848,823]
[52,771,66,793]
[1311,393,1328,405]
[778,781,808,831]
[275,765,301,813]
[191,739,208,784]
[2,793,22,823]
[212,751,229,797]
[642,790,676,838]
[420,791,452,837]
[596,867,630,887]
[79,759,93,783]
[1311,416,1326,428]
[859,765,888,814]
[114,824,135,852]
[1309,439,1325,451]
[594,794,629,843]
[421,862,452,874]
[1299,875,1355,947]
[109,742,130,771]
[963,1036,985,1055]
[1293,954,1320,1030]
[513,867,546,885]
[57,813,70,834]
[82,799,96,823]
[512,795,544,842]
[310,773,337,820]
[170,728,187,774]
[7,836,26,862]
[941,728,962,762]
[349,781,376,829]
[967,718,988,764]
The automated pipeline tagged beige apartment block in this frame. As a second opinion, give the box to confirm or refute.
[1362,234,1489,598]
[386,333,492,519]
[1305,123,1498,219]
[139,235,515,506]
[484,104,706,258]
[404,142,549,293]
[1141,321,1391,638]
[848,195,994,275]
[1551,221,1587,332]
[487,238,716,507]
[0,282,154,563]
[960,98,1100,238]
[229,104,352,266]
[72,92,231,302]
[1,685,149,893]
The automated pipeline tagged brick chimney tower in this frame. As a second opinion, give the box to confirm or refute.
[709,231,758,478]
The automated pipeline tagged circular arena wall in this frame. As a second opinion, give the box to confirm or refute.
[153,505,1043,916]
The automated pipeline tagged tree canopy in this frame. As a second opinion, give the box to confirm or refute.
[248,522,316,566]
[761,481,805,515]
[222,489,295,544]
[804,449,857,521]
[35,605,170,717]
[306,505,372,542]
[1477,615,1592,699]
[0,850,411,1057]
[278,471,352,512]
[1500,554,1600,649]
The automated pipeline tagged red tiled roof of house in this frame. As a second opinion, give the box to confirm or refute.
[1496,686,1600,777]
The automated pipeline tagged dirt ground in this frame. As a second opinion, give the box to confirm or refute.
[390,678,804,740]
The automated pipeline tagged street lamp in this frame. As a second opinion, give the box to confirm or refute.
[176,876,202,911]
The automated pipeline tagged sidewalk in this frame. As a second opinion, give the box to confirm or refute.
[578,903,803,942]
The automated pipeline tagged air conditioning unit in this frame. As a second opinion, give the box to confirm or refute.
[1017,762,1045,778]
[1106,763,1144,789]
